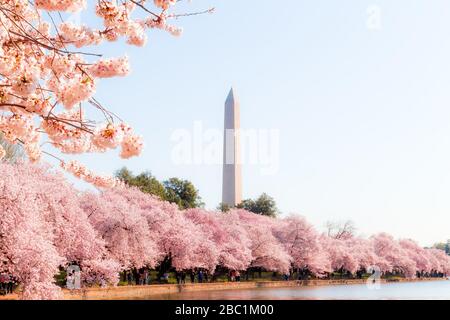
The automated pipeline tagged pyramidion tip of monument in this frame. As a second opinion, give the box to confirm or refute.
[226,86,237,103]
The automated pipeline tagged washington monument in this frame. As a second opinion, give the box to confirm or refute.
[222,88,243,207]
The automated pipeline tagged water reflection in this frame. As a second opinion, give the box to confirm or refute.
[138,280,450,300]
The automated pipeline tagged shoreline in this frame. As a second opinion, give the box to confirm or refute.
[0,278,446,300]
[63,277,446,300]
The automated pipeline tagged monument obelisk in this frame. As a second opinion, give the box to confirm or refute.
[222,88,242,207]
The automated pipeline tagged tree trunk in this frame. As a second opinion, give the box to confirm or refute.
[157,255,173,282]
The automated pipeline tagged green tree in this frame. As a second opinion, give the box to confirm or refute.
[237,193,278,218]
[115,167,166,200]
[433,243,446,251]
[433,240,450,255]
[115,168,203,209]
[217,202,232,212]
[163,177,204,210]
[115,167,134,182]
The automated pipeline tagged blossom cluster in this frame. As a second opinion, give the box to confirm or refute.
[0,0,187,185]
[60,160,119,188]
[1,161,449,300]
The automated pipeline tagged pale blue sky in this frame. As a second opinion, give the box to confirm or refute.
[48,0,450,246]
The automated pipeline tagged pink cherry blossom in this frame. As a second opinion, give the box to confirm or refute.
[60,160,119,188]
[399,239,432,274]
[0,161,117,299]
[89,57,130,78]
[321,236,359,274]
[2,160,449,300]
[232,209,291,273]
[0,0,205,186]
[120,132,144,159]
[185,208,252,271]
[274,215,331,276]
[371,233,417,277]
[81,190,159,270]
[154,0,177,10]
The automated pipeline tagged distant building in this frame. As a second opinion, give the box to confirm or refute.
[222,88,242,207]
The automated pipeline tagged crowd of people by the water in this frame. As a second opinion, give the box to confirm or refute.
[111,267,449,288]
[121,269,214,286]
[124,269,152,286]
[5,266,450,295]
[2,162,450,299]
[0,274,17,296]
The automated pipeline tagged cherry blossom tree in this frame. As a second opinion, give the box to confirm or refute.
[215,211,253,271]
[399,239,432,275]
[321,236,359,275]
[426,248,450,275]
[105,186,218,273]
[371,233,416,277]
[274,215,330,276]
[325,220,356,240]
[80,189,159,271]
[0,164,63,300]
[2,161,450,299]
[233,209,291,273]
[0,0,212,187]
[346,238,378,273]
[0,161,117,299]
[185,208,252,272]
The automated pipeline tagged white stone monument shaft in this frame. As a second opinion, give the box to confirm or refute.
[222,88,242,207]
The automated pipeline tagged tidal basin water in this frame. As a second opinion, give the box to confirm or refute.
[144,280,450,300]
